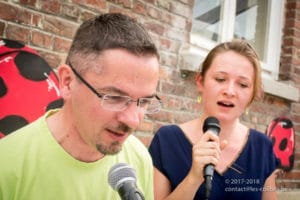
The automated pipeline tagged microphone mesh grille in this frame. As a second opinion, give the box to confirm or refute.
[108,163,136,190]
[203,116,220,133]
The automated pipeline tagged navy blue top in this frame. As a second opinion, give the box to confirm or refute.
[149,125,278,200]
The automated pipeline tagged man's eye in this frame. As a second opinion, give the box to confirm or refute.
[106,95,127,103]
[139,98,151,105]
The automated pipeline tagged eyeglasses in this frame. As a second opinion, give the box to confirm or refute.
[69,62,162,114]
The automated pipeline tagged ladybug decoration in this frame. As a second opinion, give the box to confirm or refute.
[266,117,295,171]
[0,38,63,138]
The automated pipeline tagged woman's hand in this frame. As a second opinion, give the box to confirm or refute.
[189,131,225,184]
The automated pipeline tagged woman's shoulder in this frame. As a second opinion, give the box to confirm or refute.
[153,124,190,143]
[156,124,183,134]
[249,128,271,140]
[248,128,273,148]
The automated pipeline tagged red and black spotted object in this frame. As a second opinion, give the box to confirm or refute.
[0,38,63,138]
[266,117,295,171]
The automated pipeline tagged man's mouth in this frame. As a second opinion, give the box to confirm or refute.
[106,129,126,137]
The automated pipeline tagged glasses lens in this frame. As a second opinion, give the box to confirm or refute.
[141,98,162,114]
[102,95,129,111]
[101,94,162,114]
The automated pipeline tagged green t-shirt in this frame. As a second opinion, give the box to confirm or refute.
[0,110,153,200]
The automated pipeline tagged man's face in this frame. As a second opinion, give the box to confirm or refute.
[67,49,159,155]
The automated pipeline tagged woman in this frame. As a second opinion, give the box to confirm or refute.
[149,39,278,200]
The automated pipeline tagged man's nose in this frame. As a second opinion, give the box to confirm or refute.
[117,102,143,130]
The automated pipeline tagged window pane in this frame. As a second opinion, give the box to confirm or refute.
[192,0,222,42]
[234,0,269,62]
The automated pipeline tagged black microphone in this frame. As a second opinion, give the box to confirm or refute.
[108,163,145,200]
[202,116,220,200]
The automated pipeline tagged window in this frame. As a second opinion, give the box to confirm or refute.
[190,0,284,80]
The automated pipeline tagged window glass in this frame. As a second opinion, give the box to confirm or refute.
[234,0,269,62]
[191,0,282,77]
[192,0,222,42]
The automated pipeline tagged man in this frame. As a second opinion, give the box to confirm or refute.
[0,13,161,199]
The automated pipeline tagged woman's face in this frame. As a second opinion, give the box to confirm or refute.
[197,50,255,122]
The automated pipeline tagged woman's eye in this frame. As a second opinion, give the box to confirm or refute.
[240,83,249,88]
[215,78,225,82]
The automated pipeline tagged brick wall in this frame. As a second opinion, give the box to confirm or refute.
[0,0,299,190]
[277,0,300,189]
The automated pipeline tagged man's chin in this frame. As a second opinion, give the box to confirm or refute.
[96,143,122,155]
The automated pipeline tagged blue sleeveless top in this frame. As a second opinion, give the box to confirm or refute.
[149,125,278,200]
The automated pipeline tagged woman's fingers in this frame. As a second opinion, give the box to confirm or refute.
[190,131,222,178]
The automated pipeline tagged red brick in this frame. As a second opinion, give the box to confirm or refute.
[159,51,178,67]
[147,6,162,20]
[161,12,173,25]
[137,120,154,132]
[166,27,189,42]
[38,51,63,68]
[72,0,107,10]
[31,31,52,49]
[170,14,189,29]
[79,11,97,22]
[108,6,136,19]
[0,2,20,21]
[0,21,4,36]
[53,37,72,53]
[0,3,31,25]
[169,1,192,18]
[143,21,165,36]
[281,171,300,180]
[159,37,181,53]
[40,0,61,14]
[144,0,156,4]
[107,0,132,8]
[61,4,81,20]
[30,16,40,28]
[286,1,297,10]
[133,1,147,15]
[157,0,171,11]
[20,0,37,6]
[6,24,30,43]
[43,16,78,38]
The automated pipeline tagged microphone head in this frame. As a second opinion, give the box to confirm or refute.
[108,163,137,191]
[203,116,220,133]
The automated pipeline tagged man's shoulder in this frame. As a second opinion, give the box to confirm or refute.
[122,134,152,162]
[124,134,148,151]
[0,116,47,155]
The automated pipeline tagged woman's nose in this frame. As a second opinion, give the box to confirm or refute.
[224,82,236,97]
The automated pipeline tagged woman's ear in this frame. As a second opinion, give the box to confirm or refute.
[195,73,204,92]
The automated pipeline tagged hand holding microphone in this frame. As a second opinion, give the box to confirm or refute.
[202,116,221,200]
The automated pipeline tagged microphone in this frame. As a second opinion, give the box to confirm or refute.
[202,116,220,200]
[108,163,145,200]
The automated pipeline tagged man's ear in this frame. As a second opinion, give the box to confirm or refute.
[57,64,74,98]
[195,73,204,92]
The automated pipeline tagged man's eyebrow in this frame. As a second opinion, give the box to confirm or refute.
[98,87,127,95]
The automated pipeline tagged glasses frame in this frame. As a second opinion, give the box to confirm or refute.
[68,62,162,113]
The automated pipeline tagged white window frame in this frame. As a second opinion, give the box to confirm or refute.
[181,0,299,101]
